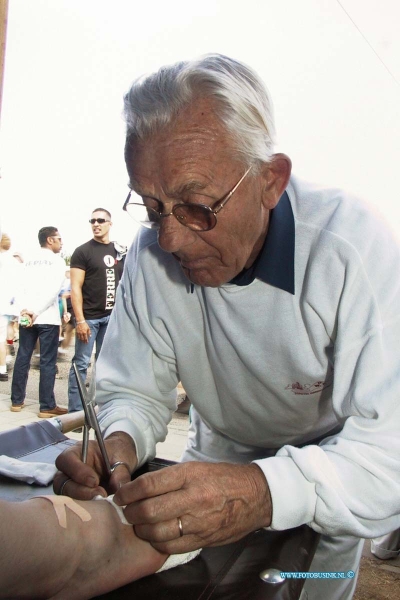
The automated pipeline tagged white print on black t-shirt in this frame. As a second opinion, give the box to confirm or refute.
[105,268,116,309]
[103,255,116,268]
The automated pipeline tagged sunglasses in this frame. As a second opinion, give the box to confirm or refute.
[89,218,110,224]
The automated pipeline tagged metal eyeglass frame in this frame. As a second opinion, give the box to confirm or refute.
[123,166,252,232]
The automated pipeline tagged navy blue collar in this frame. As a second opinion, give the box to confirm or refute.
[229,191,295,294]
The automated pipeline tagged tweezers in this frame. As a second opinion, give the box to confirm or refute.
[73,361,112,478]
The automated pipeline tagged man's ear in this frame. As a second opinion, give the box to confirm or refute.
[260,153,292,209]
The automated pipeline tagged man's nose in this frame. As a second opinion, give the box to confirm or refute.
[157,214,195,254]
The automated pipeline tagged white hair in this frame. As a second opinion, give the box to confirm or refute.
[123,54,276,166]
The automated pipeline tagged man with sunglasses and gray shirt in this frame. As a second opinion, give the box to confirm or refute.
[67,208,126,413]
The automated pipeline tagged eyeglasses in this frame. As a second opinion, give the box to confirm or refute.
[123,167,252,232]
[52,236,62,241]
[89,218,110,224]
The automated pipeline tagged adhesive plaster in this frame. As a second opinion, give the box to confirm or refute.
[35,495,92,528]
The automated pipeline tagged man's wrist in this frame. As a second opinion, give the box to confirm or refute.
[247,463,273,528]
[76,320,86,325]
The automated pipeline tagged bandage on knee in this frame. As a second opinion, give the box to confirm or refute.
[94,494,130,525]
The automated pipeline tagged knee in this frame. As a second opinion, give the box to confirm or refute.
[71,355,90,372]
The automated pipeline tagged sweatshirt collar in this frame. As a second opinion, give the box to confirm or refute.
[229,191,295,294]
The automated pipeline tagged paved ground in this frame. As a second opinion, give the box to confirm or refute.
[1,338,399,598]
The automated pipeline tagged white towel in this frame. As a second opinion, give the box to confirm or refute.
[0,455,58,485]
[155,549,202,573]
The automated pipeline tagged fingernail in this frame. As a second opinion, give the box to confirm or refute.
[86,476,97,487]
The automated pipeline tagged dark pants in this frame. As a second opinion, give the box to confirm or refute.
[11,324,59,411]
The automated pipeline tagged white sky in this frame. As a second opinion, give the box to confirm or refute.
[0,0,399,257]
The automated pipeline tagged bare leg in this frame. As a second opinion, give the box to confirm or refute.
[0,497,168,599]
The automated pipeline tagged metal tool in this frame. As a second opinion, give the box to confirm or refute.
[73,361,112,478]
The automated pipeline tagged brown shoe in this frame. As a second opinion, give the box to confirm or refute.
[10,403,25,412]
[38,405,68,418]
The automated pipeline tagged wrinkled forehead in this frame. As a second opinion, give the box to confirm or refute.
[125,97,237,171]
[126,138,243,200]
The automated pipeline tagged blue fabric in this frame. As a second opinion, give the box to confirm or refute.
[11,324,59,410]
[67,315,110,412]
[229,191,295,294]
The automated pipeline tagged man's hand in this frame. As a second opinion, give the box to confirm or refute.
[20,309,37,327]
[76,321,91,343]
[54,432,138,500]
[114,461,272,554]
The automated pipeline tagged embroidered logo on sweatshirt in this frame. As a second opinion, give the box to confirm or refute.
[285,380,332,395]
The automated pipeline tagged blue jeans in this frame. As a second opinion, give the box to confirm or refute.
[68,316,110,412]
[11,324,59,410]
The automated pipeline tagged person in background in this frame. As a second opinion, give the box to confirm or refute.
[0,233,16,382]
[67,209,126,413]
[10,227,68,417]
[58,267,75,356]
[6,251,24,354]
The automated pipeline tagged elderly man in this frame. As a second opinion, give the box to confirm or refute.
[56,55,400,600]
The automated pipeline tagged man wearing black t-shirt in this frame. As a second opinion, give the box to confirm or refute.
[67,208,126,412]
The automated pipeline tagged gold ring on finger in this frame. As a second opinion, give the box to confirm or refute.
[177,517,183,537]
